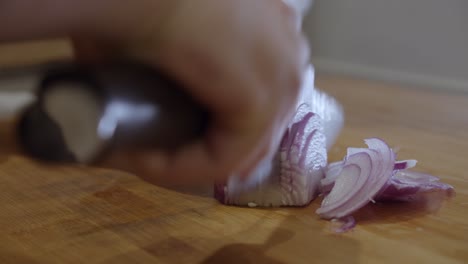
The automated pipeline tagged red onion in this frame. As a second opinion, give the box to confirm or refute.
[214,66,343,207]
[317,138,455,225]
[212,65,453,233]
[377,170,455,202]
[214,107,327,207]
[317,138,395,219]
[319,161,344,193]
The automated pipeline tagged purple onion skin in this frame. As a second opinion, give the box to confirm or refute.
[393,163,407,171]
[333,216,356,233]
[376,171,455,202]
[393,160,417,170]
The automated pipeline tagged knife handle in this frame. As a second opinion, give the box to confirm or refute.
[16,60,210,164]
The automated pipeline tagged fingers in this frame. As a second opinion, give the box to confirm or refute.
[148,0,309,183]
[76,0,311,186]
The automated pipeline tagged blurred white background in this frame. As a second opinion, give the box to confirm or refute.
[303,0,468,92]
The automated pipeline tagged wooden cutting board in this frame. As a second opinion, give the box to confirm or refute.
[0,42,467,264]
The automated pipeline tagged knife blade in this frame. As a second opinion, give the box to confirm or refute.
[1,60,210,164]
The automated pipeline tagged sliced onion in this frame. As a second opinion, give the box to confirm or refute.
[215,108,327,207]
[346,147,365,156]
[377,170,455,202]
[317,155,371,216]
[320,161,344,193]
[317,138,395,219]
[317,138,455,231]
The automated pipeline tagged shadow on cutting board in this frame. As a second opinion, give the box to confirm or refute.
[199,215,360,264]
[135,212,360,264]
[200,227,298,264]
[200,236,289,264]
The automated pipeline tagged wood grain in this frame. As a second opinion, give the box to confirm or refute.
[0,43,467,264]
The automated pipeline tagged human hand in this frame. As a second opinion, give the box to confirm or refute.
[73,0,310,187]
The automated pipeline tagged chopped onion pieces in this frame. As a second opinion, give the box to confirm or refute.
[317,138,455,232]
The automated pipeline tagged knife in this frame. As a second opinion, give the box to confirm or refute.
[0,60,210,164]
[0,62,344,167]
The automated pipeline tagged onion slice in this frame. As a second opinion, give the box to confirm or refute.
[317,138,395,219]
[319,161,344,193]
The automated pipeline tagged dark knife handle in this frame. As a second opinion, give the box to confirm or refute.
[16,60,210,164]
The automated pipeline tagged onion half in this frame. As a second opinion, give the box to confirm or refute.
[317,138,395,219]
[214,107,327,207]
[214,66,343,207]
